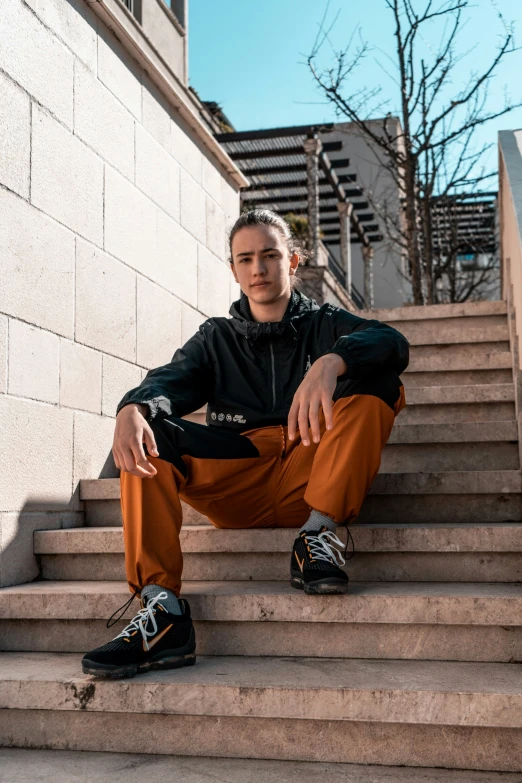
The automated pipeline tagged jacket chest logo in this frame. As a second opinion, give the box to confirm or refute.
[211,411,246,424]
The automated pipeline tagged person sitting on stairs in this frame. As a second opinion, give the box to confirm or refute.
[82,208,410,679]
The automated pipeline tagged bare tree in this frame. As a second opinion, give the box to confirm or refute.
[307,0,520,304]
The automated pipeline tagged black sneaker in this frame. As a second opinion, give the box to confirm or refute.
[290,526,349,594]
[82,591,196,678]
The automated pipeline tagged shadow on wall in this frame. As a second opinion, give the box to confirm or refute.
[0,450,119,589]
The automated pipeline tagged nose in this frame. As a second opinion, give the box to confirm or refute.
[251,256,268,278]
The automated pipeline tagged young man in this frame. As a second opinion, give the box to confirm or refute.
[82,209,409,678]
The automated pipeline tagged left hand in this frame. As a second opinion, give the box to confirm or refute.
[287,354,348,446]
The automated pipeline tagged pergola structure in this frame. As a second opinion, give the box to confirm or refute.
[215,123,383,307]
[430,192,498,258]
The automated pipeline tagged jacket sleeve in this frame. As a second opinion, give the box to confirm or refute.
[325,306,410,377]
[116,325,213,421]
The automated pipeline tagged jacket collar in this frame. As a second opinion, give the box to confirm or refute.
[229,288,319,342]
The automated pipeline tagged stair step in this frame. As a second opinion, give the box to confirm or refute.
[81,471,522,527]
[35,524,522,583]
[1,581,520,662]
[35,523,522,555]
[405,352,512,373]
[391,324,509,346]
[403,368,513,387]
[2,750,521,783]
[79,471,522,502]
[398,402,515,424]
[405,384,514,404]
[389,421,518,442]
[0,653,520,770]
[367,300,508,321]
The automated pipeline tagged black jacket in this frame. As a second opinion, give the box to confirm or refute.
[116,289,410,432]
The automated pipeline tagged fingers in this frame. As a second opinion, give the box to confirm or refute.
[322,394,334,431]
[298,400,311,446]
[288,398,299,441]
[143,426,159,458]
[288,395,334,446]
[308,398,321,444]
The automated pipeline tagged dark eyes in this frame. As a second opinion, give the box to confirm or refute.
[239,253,278,262]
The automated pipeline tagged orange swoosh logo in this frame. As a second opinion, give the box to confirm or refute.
[143,624,173,652]
[295,553,305,572]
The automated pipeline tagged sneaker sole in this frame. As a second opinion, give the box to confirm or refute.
[290,574,349,595]
[82,650,196,679]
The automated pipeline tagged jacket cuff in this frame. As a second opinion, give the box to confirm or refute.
[115,395,174,421]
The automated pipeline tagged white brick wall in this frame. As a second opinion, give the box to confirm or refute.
[31,106,104,245]
[0,316,7,394]
[0,72,30,199]
[180,169,207,242]
[0,0,74,127]
[135,124,180,220]
[74,62,135,181]
[0,0,240,585]
[75,239,136,361]
[0,184,75,338]
[98,30,142,120]
[137,276,182,369]
[8,320,60,404]
[104,164,157,275]
[60,339,102,413]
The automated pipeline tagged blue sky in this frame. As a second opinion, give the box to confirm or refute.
[189,0,522,187]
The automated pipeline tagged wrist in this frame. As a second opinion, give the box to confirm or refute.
[324,352,348,376]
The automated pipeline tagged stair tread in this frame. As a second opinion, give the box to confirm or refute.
[1,750,520,783]
[0,652,520,727]
[367,300,507,321]
[405,384,515,403]
[79,470,522,501]
[2,580,521,625]
[389,421,518,442]
[35,522,522,554]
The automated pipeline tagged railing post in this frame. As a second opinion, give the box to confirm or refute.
[362,244,374,309]
[303,136,322,266]
[337,201,353,295]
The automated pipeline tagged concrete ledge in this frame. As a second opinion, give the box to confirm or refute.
[406,385,515,404]
[1,709,521,770]
[1,750,520,783]
[0,653,520,728]
[365,301,507,322]
[34,523,522,555]
[389,421,518,443]
[79,470,522,501]
[1,580,521,625]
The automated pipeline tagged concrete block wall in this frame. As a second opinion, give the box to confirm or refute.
[0,0,241,587]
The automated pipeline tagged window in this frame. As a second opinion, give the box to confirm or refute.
[121,0,142,23]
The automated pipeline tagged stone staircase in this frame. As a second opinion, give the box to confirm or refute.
[0,300,521,776]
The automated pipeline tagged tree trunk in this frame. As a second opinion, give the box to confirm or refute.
[403,158,424,304]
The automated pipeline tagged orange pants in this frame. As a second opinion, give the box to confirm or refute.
[121,375,406,596]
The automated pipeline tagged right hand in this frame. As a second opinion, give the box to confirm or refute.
[112,404,159,478]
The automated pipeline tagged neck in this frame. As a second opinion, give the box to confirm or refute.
[248,288,293,323]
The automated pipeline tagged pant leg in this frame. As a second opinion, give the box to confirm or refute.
[120,415,285,597]
[275,372,406,527]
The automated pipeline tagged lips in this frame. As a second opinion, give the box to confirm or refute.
[252,282,270,287]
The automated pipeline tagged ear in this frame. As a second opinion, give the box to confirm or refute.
[289,251,300,274]
[230,260,239,284]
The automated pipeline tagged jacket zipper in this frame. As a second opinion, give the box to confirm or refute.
[269,342,276,411]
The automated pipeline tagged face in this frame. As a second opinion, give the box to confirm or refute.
[230,225,299,304]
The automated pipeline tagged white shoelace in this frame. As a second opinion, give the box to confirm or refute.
[115,591,168,651]
[306,530,346,566]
